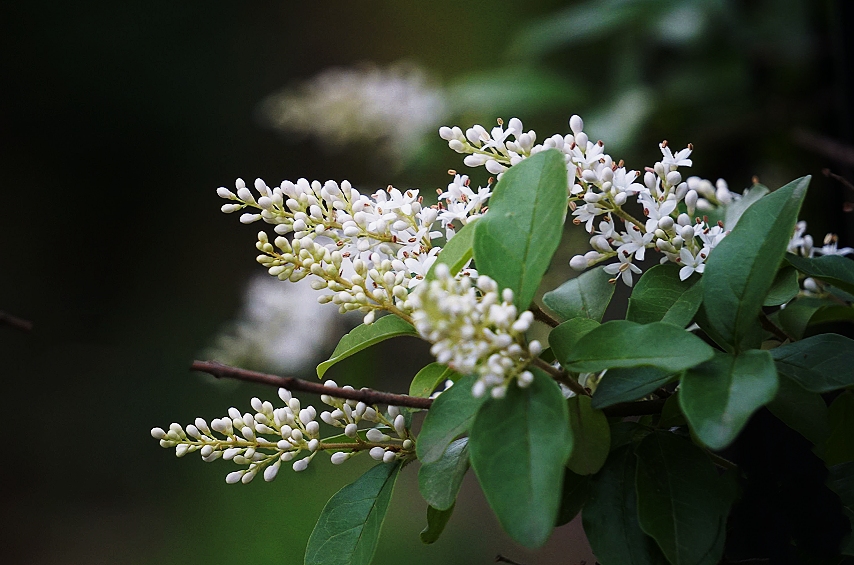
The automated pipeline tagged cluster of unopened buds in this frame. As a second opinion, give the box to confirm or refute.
[408,264,539,398]
[151,383,414,483]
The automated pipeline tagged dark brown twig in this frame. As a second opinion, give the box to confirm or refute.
[0,311,33,332]
[759,312,793,343]
[822,168,854,195]
[529,302,560,328]
[192,360,433,409]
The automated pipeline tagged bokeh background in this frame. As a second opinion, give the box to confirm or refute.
[2,1,853,564]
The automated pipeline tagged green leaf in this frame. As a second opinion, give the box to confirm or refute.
[774,296,835,339]
[635,432,731,565]
[468,368,572,547]
[786,253,854,295]
[771,333,854,392]
[408,363,461,399]
[809,304,854,325]
[626,264,704,327]
[763,266,800,306]
[609,421,653,451]
[420,504,455,545]
[592,367,673,410]
[425,220,477,281]
[562,320,715,374]
[702,176,810,350]
[766,375,830,446]
[549,317,600,363]
[543,266,615,322]
[418,438,470,511]
[582,445,668,565]
[825,391,854,466]
[827,462,854,554]
[679,350,779,450]
[316,316,418,378]
[724,183,769,229]
[556,470,590,526]
[416,375,485,465]
[472,149,568,311]
[658,393,687,429]
[566,395,610,475]
[304,462,400,565]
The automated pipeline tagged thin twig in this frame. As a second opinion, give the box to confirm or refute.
[822,168,854,195]
[495,555,527,565]
[0,311,33,332]
[758,312,793,343]
[529,303,560,328]
[531,357,590,396]
[192,360,433,409]
[706,451,738,471]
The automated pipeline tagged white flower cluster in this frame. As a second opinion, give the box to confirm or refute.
[151,384,413,484]
[408,264,540,398]
[789,221,854,258]
[440,114,739,284]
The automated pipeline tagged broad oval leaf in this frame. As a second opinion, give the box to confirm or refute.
[409,363,462,399]
[416,375,485,464]
[418,437,470,511]
[562,320,715,374]
[771,333,854,393]
[473,149,569,310]
[702,176,809,351]
[556,469,590,526]
[468,368,571,547]
[679,350,779,450]
[317,315,417,378]
[420,504,455,545]
[549,317,600,363]
[767,375,830,446]
[773,296,836,340]
[635,432,731,565]
[304,462,400,565]
[627,264,704,327]
[582,445,668,565]
[425,219,478,281]
[566,395,610,475]
[543,266,615,322]
[591,366,673,410]
[763,266,800,307]
[825,391,854,466]
[786,253,854,296]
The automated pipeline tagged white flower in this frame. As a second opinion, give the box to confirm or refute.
[603,253,643,286]
[678,247,708,281]
[660,142,693,168]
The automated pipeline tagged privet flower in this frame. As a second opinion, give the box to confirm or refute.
[151,383,414,483]
[406,263,540,398]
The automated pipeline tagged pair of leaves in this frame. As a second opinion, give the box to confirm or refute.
[702,176,810,351]
[304,462,401,565]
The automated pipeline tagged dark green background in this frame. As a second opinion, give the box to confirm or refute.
[1,1,851,563]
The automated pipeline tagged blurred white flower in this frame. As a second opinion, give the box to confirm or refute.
[259,62,448,166]
[204,274,350,373]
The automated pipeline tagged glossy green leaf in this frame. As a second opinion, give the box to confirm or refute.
[420,504,455,545]
[609,421,653,451]
[724,183,769,229]
[702,176,810,350]
[543,266,615,322]
[635,432,731,565]
[418,438,469,511]
[566,395,610,475]
[317,316,417,378]
[679,350,779,450]
[825,391,854,466]
[473,149,568,311]
[304,462,400,565]
[549,317,600,363]
[556,470,590,526]
[416,375,485,465]
[774,296,835,340]
[626,264,704,327]
[658,393,687,428]
[771,333,854,392]
[592,367,673,410]
[809,304,854,325]
[582,445,668,565]
[408,363,461,399]
[469,368,571,547]
[763,266,800,306]
[425,220,477,281]
[562,320,715,374]
[766,375,830,446]
[786,253,854,295]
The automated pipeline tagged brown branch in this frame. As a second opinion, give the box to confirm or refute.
[759,312,793,343]
[529,302,560,328]
[792,129,854,167]
[531,357,590,396]
[495,555,527,565]
[822,167,854,194]
[192,360,433,409]
[193,360,668,418]
[0,311,33,332]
